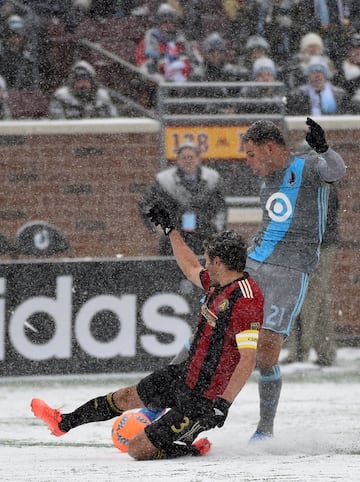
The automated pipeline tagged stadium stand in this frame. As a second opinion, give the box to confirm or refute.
[7,88,49,119]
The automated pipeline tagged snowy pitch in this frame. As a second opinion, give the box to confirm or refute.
[1,347,360,482]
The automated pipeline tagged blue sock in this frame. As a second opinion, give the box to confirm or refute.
[139,407,165,422]
[257,364,282,435]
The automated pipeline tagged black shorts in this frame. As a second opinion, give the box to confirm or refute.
[137,364,213,450]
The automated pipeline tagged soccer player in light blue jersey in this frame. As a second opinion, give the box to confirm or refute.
[242,118,346,440]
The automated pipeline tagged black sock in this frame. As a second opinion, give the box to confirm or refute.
[59,392,123,433]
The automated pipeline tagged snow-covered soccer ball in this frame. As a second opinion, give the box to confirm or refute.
[111,410,151,453]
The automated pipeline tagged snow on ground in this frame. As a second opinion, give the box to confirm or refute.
[1,347,360,482]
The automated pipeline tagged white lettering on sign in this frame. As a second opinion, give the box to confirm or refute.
[2,276,193,361]
[75,294,137,358]
[8,276,72,360]
[141,294,192,356]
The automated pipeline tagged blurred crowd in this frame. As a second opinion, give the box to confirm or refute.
[0,0,360,118]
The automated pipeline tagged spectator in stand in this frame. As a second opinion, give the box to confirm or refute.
[240,56,284,115]
[282,32,336,90]
[239,35,272,79]
[284,183,340,367]
[135,3,202,82]
[244,56,278,90]
[158,1,203,41]
[344,33,360,113]
[189,32,247,82]
[0,75,11,119]
[290,1,357,70]
[286,55,350,115]
[314,0,353,69]
[0,0,41,43]
[241,56,278,95]
[255,0,293,65]
[49,60,118,119]
[0,14,39,89]
[221,0,260,56]
[338,32,360,98]
[346,0,360,34]
[138,141,227,256]
[289,0,325,51]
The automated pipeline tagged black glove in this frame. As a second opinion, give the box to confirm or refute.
[206,398,232,429]
[305,117,329,153]
[147,204,175,235]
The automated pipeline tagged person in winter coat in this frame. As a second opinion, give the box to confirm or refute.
[281,32,336,90]
[139,142,227,255]
[49,60,118,119]
[189,32,247,82]
[0,75,11,119]
[135,3,202,82]
[286,55,350,115]
[0,14,39,89]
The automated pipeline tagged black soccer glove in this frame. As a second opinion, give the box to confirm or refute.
[147,204,175,235]
[305,117,329,153]
[207,398,232,429]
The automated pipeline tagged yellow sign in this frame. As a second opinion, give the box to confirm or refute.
[164,126,249,160]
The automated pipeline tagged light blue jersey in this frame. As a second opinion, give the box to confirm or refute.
[246,147,345,334]
[248,150,330,274]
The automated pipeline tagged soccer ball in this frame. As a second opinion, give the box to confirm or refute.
[111,410,151,453]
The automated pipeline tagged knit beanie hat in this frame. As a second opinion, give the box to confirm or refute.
[203,32,226,53]
[300,33,324,53]
[155,3,178,24]
[253,57,276,78]
[305,55,331,79]
[5,15,25,35]
[246,35,270,52]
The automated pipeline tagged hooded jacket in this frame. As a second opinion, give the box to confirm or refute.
[139,164,227,255]
[49,60,118,119]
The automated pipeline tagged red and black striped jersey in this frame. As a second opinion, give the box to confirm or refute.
[185,269,263,400]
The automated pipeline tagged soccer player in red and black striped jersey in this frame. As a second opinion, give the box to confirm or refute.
[31,217,263,461]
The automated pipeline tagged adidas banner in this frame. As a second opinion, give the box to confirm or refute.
[0,258,201,376]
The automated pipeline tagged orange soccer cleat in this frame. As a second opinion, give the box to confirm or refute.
[191,437,212,456]
[31,398,66,437]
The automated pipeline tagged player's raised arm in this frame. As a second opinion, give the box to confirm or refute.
[147,204,203,288]
[305,117,346,181]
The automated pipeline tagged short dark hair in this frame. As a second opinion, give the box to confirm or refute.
[242,120,286,146]
[203,231,247,272]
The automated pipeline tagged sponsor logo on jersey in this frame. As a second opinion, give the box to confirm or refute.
[201,304,218,327]
[218,299,229,312]
[265,192,292,222]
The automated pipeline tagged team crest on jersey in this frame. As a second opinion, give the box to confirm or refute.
[201,304,218,327]
[218,299,229,312]
[251,322,261,330]
[288,171,296,185]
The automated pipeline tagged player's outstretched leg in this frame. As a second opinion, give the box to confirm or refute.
[31,392,123,436]
[31,399,66,436]
[250,364,282,441]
